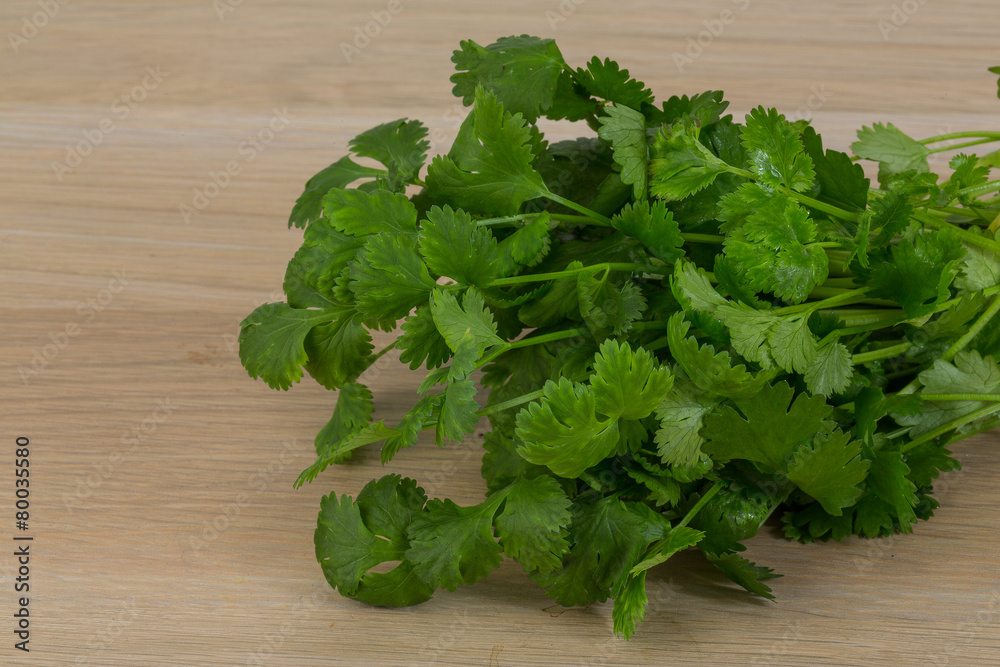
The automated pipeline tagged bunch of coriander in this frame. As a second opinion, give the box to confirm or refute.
[239,37,1000,637]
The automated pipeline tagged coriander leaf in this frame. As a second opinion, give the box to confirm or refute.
[591,339,674,420]
[852,122,930,175]
[427,86,549,215]
[576,272,646,339]
[896,350,1000,436]
[496,213,552,274]
[855,447,918,535]
[315,474,431,605]
[803,339,854,397]
[800,125,870,212]
[239,302,336,390]
[381,393,439,464]
[481,428,548,493]
[451,35,567,122]
[397,305,451,371]
[406,494,505,591]
[597,104,648,199]
[546,70,597,121]
[611,200,683,263]
[283,221,364,309]
[740,106,815,192]
[956,236,1000,291]
[297,421,399,486]
[785,430,870,515]
[704,552,780,600]
[347,232,437,325]
[436,379,480,446]
[418,205,501,288]
[654,375,719,469]
[630,525,704,574]
[768,314,819,375]
[314,382,374,455]
[429,287,504,356]
[649,119,735,201]
[864,229,964,317]
[304,311,374,390]
[612,571,648,640]
[714,302,778,368]
[515,378,620,478]
[289,155,382,228]
[904,441,961,489]
[653,90,730,127]
[322,188,418,237]
[495,475,572,574]
[868,189,913,246]
[671,260,727,312]
[347,118,429,186]
[689,484,774,555]
[518,260,584,327]
[666,313,773,399]
[575,56,654,109]
[701,381,834,470]
[532,496,663,606]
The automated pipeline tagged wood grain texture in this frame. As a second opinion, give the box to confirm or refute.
[2,1,999,665]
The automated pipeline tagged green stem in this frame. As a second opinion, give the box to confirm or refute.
[681,233,725,244]
[852,342,913,365]
[900,402,1000,453]
[488,262,668,288]
[777,286,874,316]
[549,212,604,225]
[544,191,616,226]
[918,212,1000,254]
[477,327,590,368]
[477,388,547,419]
[475,214,535,226]
[926,137,1000,154]
[941,296,1000,362]
[921,393,1000,402]
[919,131,1000,145]
[957,179,1000,199]
[787,191,861,222]
[677,481,723,529]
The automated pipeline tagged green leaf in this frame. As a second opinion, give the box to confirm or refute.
[785,430,870,515]
[303,312,373,390]
[800,126,870,212]
[314,382,374,455]
[497,213,552,274]
[406,494,505,591]
[451,35,567,122]
[289,155,382,228]
[427,86,549,215]
[297,421,399,486]
[649,119,735,201]
[436,379,480,446]
[701,381,834,470]
[381,393,438,464]
[896,350,1000,437]
[591,339,674,420]
[347,118,429,186]
[654,376,719,469]
[803,339,854,397]
[690,484,774,555]
[397,305,452,371]
[597,104,648,199]
[315,475,430,605]
[322,188,418,237]
[347,232,437,325]
[283,221,364,309]
[864,229,964,317]
[852,122,930,175]
[704,552,780,600]
[666,313,772,399]
[515,378,620,478]
[611,200,683,263]
[430,287,504,356]
[532,496,664,606]
[956,236,1000,291]
[576,272,646,339]
[855,447,918,535]
[495,475,572,574]
[239,303,335,390]
[418,205,501,287]
[575,56,654,109]
[612,571,648,640]
[740,106,815,192]
[630,525,704,574]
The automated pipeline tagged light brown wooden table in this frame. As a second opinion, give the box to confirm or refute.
[3,1,999,665]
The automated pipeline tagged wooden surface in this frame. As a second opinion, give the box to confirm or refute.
[3,1,1000,665]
